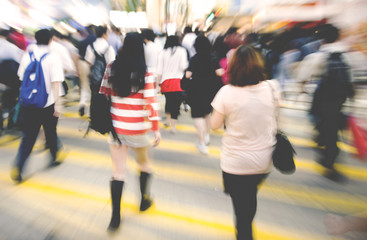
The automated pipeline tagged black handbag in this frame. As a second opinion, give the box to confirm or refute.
[267,80,296,174]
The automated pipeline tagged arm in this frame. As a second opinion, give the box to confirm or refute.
[143,75,161,146]
[210,110,225,130]
[52,81,61,117]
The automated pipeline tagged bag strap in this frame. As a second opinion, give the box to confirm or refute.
[90,43,108,62]
[266,80,280,127]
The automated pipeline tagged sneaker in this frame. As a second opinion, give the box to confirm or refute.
[140,195,153,212]
[204,134,210,146]
[49,148,69,167]
[323,169,347,183]
[196,142,209,155]
[10,166,22,184]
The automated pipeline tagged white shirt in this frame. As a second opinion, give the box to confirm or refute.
[211,80,281,175]
[144,41,162,74]
[17,45,64,108]
[50,40,76,76]
[85,38,116,65]
[296,42,367,84]
[0,37,23,63]
[181,33,197,59]
[157,46,188,82]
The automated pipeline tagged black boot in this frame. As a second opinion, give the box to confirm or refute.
[108,180,124,232]
[139,172,153,212]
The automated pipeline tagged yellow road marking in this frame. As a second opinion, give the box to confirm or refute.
[1,142,366,214]
[0,169,333,240]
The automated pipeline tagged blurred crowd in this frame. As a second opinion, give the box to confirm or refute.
[1,20,367,239]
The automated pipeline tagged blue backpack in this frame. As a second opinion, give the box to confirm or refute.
[19,52,49,108]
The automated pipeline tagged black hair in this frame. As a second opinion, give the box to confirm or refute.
[0,29,9,37]
[184,26,192,34]
[164,35,180,49]
[95,26,107,38]
[194,35,212,56]
[35,29,53,45]
[109,32,146,97]
[141,29,156,42]
[317,24,339,43]
[212,35,229,59]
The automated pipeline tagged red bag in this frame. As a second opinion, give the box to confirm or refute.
[348,115,367,161]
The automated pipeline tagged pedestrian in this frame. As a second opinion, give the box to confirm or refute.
[181,26,197,59]
[142,28,162,89]
[296,24,355,182]
[0,27,23,133]
[156,35,188,133]
[99,32,161,232]
[210,45,280,240]
[184,35,223,155]
[76,25,96,116]
[10,29,65,183]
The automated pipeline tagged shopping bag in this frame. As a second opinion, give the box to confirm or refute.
[348,115,367,161]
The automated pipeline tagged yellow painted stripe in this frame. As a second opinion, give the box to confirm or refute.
[0,169,332,240]
[60,109,357,153]
[2,141,366,215]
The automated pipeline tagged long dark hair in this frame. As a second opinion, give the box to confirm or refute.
[194,35,211,57]
[109,32,146,97]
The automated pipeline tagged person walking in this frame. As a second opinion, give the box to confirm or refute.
[11,29,65,183]
[184,35,223,154]
[76,25,96,116]
[157,35,188,133]
[99,32,161,232]
[210,46,281,240]
[296,24,355,182]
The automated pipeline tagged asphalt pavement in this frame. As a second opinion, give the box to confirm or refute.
[0,93,367,240]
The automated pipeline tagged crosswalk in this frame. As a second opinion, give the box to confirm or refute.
[0,106,366,240]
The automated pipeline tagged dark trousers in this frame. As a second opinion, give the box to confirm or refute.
[15,104,58,173]
[163,92,184,120]
[223,172,267,240]
[316,116,340,169]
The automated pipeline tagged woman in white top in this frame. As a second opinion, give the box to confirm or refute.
[157,35,188,133]
[210,45,281,240]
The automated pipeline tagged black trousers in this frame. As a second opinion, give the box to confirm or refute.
[15,104,59,173]
[163,92,184,120]
[223,172,267,240]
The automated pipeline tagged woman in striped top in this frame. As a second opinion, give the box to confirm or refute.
[99,32,161,232]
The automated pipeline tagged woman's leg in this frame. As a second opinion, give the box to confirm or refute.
[110,144,128,181]
[193,117,209,154]
[204,114,211,145]
[223,172,267,240]
[134,147,154,211]
[107,143,128,231]
[193,117,206,143]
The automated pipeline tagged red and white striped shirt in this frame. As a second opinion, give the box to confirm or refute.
[100,63,160,135]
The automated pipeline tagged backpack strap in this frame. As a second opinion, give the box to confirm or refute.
[90,43,108,62]
[40,52,49,61]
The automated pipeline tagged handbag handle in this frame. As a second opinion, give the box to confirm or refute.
[266,80,280,126]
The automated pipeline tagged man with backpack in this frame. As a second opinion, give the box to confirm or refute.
[297,24,355,182]
[11,29,64,183]
[84,26,115,93]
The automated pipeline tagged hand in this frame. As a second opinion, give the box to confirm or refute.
[152,131,161,147]
[53,102,62,117]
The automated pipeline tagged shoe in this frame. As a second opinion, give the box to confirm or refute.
[196,142,209,155]
[10,166,22,184]
[140,195,153,212]
[323,169,347,183]
[163,122,170,128]
[49,148,68,167]
[78,106,85,117]
[204,134,210,146]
